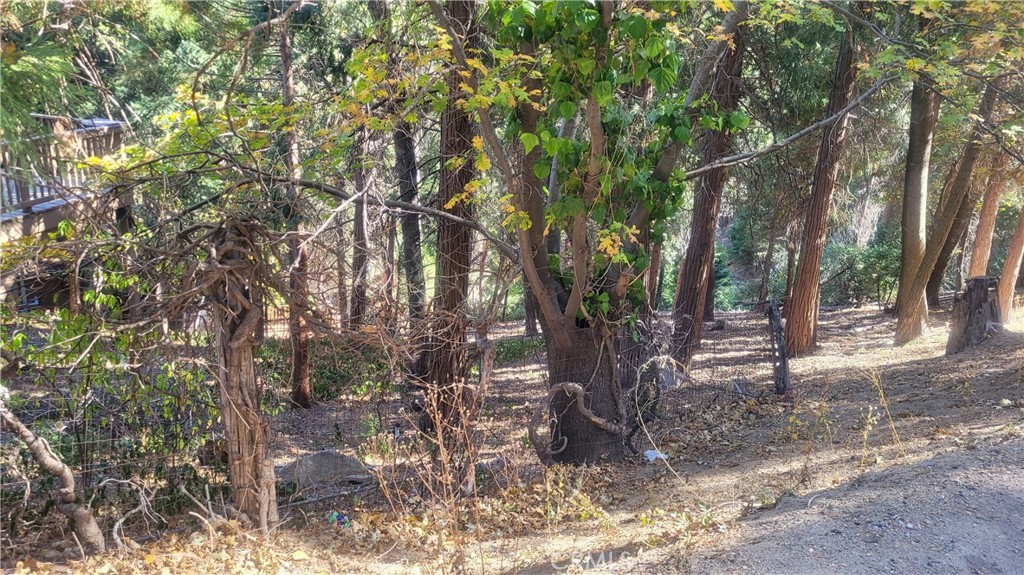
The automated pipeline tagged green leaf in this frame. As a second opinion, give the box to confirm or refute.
[673,125,690,143]
[534,160,552,181]
[649,66,677,92]
[644,37,664,59]
[727,110,750,131]
[557,100,578,120]
[520,132,540,154]
[576,8,600,32]
[633,60,651,84]
[593,81,613,106]
[621,14,648,41]
[576,57,596,77]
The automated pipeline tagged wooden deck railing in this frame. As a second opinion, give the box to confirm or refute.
[1,116,125,215]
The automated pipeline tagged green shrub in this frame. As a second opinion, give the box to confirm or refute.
[494,336,545,364]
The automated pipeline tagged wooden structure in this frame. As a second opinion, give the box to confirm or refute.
[1,115,127,242]
[1,115,128,306]
[946,276,1002,355]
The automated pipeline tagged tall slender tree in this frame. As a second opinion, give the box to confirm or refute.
[893,79,940,341]
[671,29,746,365]
[967,152,1010,277]
[785,30,859,356]
[279,11,311,408]
[998,201,1024,322]
[896,83,999,344]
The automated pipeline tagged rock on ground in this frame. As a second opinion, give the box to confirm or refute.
[276,449,372,488]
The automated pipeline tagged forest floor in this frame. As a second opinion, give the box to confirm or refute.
[7,306,1024,574]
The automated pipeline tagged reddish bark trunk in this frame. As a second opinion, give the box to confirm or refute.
[671,31,744,365]
[785,33,858,356]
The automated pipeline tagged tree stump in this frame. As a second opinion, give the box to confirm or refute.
[946,276,1001,355]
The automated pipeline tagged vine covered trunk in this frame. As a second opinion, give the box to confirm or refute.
[540,327,624,465]
[209,221,278,531]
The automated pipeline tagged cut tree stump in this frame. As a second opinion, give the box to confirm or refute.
[946,276,1002,355]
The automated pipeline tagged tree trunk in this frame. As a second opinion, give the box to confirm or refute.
[785,32,858,356]
[336,225,348,331]
[756,222,779,313]
[946,276,1000,355]
[546,115,577,257]
[670,30,744,365]
[926,175,983,307]
[523,274,540,335]
[998,204,1024,322]
[0,406,105,554]
[783,221,799,317]
[539,327,624,465]
[368,0,427,328]
[646,242,662,312]
[967,153,1010,277]
[423,0,478,495]
[896,82,999,344]
[893,80,939,337]
[349,137,369,329]
[280,16,311,409]
[1017,252,1024,289]
[704,263,716,323]
[209,222,278,532]
[655,254,666,311]
[394,123,426,326]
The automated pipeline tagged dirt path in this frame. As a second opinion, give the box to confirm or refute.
[647,436,1024,574]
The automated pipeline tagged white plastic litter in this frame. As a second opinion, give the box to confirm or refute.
[644,449,669,462]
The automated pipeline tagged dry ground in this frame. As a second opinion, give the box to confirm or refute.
[7,307,1024,574]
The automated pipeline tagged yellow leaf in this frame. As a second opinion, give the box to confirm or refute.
[713,0,735,12]
[293,550,310,561]
[472,136,484,151]
[144,554,157,565]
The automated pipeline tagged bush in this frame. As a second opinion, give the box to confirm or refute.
[818,233,900,307]
[256,338,394,402]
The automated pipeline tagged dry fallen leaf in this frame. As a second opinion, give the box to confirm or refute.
[292,550,310,561]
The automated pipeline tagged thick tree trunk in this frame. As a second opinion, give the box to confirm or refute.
[671,31,744,365]
[896,83,999,344]
[998,204,1024,322]
[280,17,311,408]
[893,80,939,338]
[967,153,1010,278]
[541,327,624,465]
[349,139,369,329]
[785,33,858,356]
[946,277,1001,355]
[209,222,278,532]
